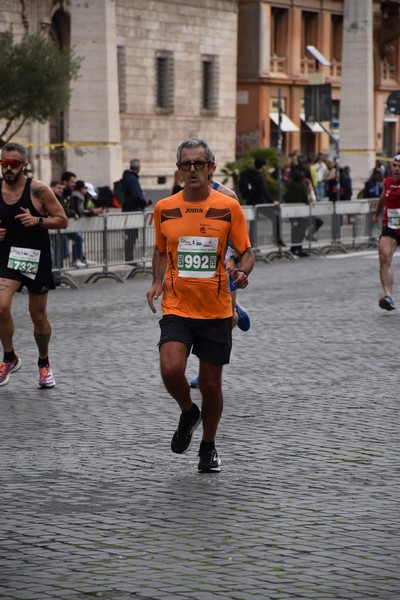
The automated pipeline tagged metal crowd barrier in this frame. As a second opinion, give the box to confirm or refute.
[50,210,154,286]
[244,199,379,261]
[50,200,379,288]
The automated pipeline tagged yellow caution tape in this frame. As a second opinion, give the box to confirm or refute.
[340,150,376,155]
[22,141,120,150]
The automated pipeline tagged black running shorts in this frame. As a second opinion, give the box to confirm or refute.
[158,314,233,365]
[381,226,400,246]
[0,265,55,295]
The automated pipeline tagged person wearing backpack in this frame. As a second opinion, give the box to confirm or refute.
[121,158,151,262]
[239,157,285,246]
[239,157,273,206]
[363,168,383,199]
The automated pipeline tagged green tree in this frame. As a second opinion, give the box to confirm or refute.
[0,31,81,145]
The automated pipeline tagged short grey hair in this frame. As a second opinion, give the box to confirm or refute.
[176,138,213,163]
[2,142,27,161]
[130,158,141,170]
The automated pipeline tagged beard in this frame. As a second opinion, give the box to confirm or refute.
[3,169,23,185]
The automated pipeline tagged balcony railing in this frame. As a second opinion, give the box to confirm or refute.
[270,53,288,73]
[301,57,317,76]
[330,59,342,78]
[382,59,397,81]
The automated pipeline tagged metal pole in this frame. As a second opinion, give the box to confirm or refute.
[277,88,283,205]
[315,121,340,245]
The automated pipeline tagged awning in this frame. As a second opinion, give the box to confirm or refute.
[270,112,299,132]
[300,113,324,133]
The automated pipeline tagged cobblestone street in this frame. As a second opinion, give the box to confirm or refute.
[0,250,399,600]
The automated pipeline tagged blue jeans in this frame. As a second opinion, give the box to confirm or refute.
[70,233,84,261]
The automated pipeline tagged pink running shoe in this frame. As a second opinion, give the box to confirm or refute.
[38,365,56,389]
[0,357,22,387]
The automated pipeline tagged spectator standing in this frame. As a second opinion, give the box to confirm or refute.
[305,157,318,191]
[239,157,273,206]
[146,138,254,473]
[371,154,400,311]
[292,154,313,184]
[313,153,328,201]
[283,169,310,256]
[325,159,339,202]
[363,168,384,199]
[282,151,298,184]
[84,183,104,214]
[50,180,70,278]
[375,159,388,179]
[71,180,103,217]
[239,157,284,246]
[171,170,184,195]
[304,177,323,241]
[340,166,352,201]
[70,180,98,267]
[0,142,68,388]
[121,158,151,261]
[61,171,77,201]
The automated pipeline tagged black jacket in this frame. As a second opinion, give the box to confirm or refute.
[121,170,147,212]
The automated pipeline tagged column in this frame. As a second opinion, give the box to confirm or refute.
[339,0,375,194]
[66,0,122,188]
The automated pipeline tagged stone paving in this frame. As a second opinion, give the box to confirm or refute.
[0,250,399,600]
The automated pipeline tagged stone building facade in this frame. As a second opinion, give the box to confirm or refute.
[1,0,399,195]
[237,0,400,166]
[0,0,238,194]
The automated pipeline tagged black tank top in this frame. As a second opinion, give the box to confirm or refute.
[0,178,52,271]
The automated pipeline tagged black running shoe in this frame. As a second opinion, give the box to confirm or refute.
[171,403,201,454]
[198,443,221,473]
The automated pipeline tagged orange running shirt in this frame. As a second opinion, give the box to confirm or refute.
[154,189,251,319]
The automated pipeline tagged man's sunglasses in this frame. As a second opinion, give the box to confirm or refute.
[178,160,210,171]
[0,159,24,169]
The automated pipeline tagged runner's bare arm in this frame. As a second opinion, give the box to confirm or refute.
[147,246,167,313]
[231,247,255,289]
[372,187,385,222]
[15,180,68,229]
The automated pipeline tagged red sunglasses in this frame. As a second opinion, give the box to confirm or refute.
[0,159,24,169]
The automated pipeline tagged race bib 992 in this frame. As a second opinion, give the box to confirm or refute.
[177,236,218,278]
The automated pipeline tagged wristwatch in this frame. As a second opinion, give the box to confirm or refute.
[37,217,44,225]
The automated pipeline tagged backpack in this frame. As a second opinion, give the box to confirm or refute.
[113,179,126,207]
[238,168,258,204]
[326,178,344,201]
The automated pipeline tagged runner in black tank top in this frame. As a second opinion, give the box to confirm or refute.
[0,177,53,288]
[0,142,68,389]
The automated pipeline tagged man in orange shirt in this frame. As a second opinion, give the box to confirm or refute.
[147,139,254,473]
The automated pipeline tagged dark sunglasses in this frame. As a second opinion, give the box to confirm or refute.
[0,159,24,169]
[179,160,210,171]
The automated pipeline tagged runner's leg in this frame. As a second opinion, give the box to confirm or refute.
[28,292,51,359]
[0,279,20,353]
[160,341,192,411]
[198,360,223,443]
[378,235,398,297]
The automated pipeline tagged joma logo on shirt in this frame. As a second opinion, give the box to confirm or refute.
[185,208,203,213]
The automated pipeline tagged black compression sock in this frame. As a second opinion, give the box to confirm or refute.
[4,350,16,363]
[38,357,49,368]
[200,440,215,451]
